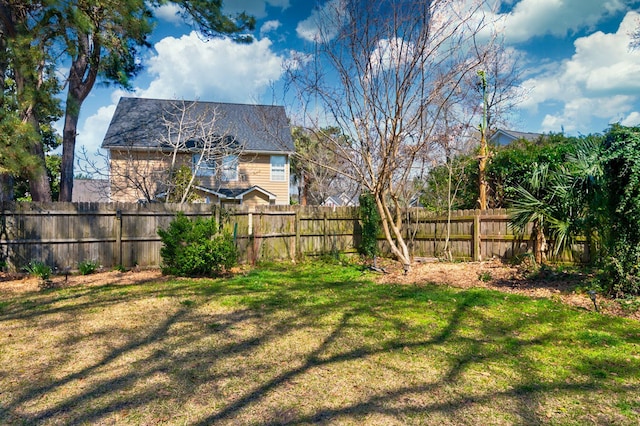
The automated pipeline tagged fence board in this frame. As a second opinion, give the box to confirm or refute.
[0,203,587,271]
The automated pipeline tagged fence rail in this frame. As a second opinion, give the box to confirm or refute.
[0,202,588,272]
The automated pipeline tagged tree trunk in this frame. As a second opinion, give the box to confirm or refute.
[0,174,14,202]
[6,13,52,202]
[58,33,99,202]
[376,193,411,271]
[25,115,52,202]
[301,172,310,206]
[0,37,12,201]
[59,96,80,202]
[532,220,547,265]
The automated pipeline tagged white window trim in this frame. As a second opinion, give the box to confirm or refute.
[270,155,286,182]
[193,154,215,176]
[221,155,239,182]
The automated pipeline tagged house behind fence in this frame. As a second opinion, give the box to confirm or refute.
[0,202,589,272]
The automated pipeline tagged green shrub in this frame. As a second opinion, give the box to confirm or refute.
[24,260,51,280]
[359,192,380,259]
[600,125,640,296]
[599,245,640,297]
[77,259,99,275]
[158,212,237,277]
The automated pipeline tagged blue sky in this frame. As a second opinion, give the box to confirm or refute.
[71,0,640,165]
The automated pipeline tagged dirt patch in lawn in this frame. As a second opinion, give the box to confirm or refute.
[376,259,640,321]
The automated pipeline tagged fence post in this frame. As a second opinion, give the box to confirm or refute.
[323,211,328,254]
[473,210,481,261]
[115,208,123,267]
[295,209,301,260]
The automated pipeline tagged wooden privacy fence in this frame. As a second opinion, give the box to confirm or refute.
[0,203,588,272]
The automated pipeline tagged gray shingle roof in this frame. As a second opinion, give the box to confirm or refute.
[491,129,543,143]
[101,97,294,153]
[195,185,276,201]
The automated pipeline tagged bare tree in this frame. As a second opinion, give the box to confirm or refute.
[288,0,499,271]
[79,100,242,204]
[156,100,242,204]
[448,44,525,209]
[291,126,358,205]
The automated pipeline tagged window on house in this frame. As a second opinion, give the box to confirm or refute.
[221,155,238,181]
[271,155,286,181]
[193,154,215,176]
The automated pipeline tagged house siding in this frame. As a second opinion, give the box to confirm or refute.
[109,151,289,204]
[109,151,173,202]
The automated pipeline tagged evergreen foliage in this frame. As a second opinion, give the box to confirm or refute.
[358,192,381,259]
[1,1,256,201]
[166,165,200,203]
[158,212,237,277]
[600,125,640,296]
[419,154,477,212]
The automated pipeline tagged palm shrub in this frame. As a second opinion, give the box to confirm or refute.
[158,212,237,277]
[509,162,554,265]
[509,135,606,265]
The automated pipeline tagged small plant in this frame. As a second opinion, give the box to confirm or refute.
[478,271,492,282]
[24,260,51,280]
[320,249,352,266]
[24,260,56,290]
[113,264,127,272]
[77,259,99,275]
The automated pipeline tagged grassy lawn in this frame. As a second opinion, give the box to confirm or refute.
[1,262,639,425]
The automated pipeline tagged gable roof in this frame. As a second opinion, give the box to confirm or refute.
[322,192,358,207]
[101,97,295,153]
[489,129,544,145]
[195,185,277,201]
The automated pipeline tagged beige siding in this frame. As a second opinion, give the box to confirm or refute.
[109,150,290,204]
[239,154,289,204]
[242,191,272,207]
[194,153,289,204]
[109,151,176,203]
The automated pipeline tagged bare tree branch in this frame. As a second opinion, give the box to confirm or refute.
[288,0,501,270]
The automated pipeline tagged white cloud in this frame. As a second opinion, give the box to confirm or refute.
[368,38,415,75]
[619,111,640,126]
[75,89,127,171]
[75,33,288,171]
[296,0,348,42]
[260,20,281,35]
[521,11,640,132]
[224,0,290,19]
[76,104,116,163]
[501,0,627,43]
[154,3,184,26]
[540,95,634,133]
[142,32,285,102]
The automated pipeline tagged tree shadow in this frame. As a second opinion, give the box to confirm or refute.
[0,265,638,424]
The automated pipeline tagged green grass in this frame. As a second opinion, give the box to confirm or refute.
[0,262,639,425]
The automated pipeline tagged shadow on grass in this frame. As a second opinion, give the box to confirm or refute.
[0,262,639,425]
